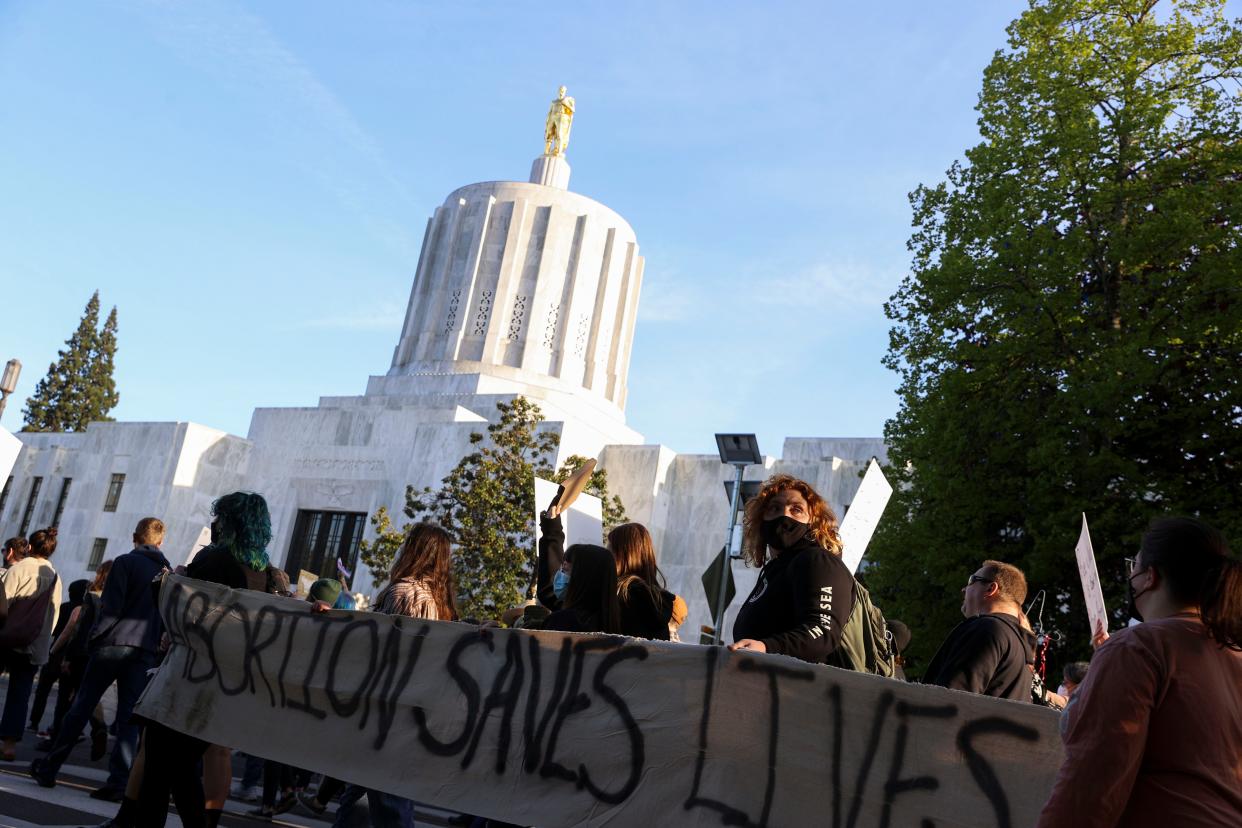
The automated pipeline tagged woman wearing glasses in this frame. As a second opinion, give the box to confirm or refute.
[1036,517,1242,827]
[729,475,855,664]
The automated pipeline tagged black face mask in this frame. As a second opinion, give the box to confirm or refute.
[761,516,811,552]
[1126,570,1152,623]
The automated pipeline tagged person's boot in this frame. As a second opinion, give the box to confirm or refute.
[28,758,56,788]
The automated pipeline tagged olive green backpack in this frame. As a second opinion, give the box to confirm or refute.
[832,578,897,678]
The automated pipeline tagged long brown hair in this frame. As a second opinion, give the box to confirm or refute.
[1141,516,1241,650]
[90,559,114,593]
[741,475,842,566]
[563,544,621,635]
[388,523,458,621]
[608,523,665,604]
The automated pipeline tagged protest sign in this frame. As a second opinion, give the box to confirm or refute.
[1074,513,1108,638]
[839,458,893,573]
[0,426,21,484]
[297,569,319,598]
[138,575,1064,828]
[534,476,602,548]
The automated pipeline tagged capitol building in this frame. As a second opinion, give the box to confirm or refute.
[0,93,884,638]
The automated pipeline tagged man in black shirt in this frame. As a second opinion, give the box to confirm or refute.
[922,559,1035,701]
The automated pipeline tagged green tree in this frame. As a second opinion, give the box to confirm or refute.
[358,505,406,587]
[406,397,560,618]
[23,291,120,432]
[551,454,629,540]
[869,0,1242,672]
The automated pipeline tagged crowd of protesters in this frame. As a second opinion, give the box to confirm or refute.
[0,473,1238,827]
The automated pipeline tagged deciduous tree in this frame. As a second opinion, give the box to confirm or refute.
[869,0,1242,671]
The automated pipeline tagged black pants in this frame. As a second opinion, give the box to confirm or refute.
[27,652,63,731]
[47,661,106,742]
[136,723,208,828]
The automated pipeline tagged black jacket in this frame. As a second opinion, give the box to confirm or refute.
[536,513,566,611]
[185,545,289,594]
[91,545,171,654]
[922,613,1036,701]
[618,583,674,641]
[732,538,855,664]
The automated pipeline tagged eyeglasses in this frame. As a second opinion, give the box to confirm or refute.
[967,575,994,587]
[1125,556,1140,576]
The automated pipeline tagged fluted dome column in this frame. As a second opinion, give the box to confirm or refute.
[387,165,643,419]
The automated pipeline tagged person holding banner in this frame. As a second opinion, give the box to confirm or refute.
[609,523,684,641]
[729,475,856,664]
[131,492,288,828]
[331,523,456,828]
[1037,517,1242,828]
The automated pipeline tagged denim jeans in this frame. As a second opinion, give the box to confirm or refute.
[41,645,157,790]
[0,649,38,741]
[333,785,414,828]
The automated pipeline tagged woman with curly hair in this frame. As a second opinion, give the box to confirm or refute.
[729,475,855,664]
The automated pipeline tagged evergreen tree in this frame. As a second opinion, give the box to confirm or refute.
[363,399,629,617]
[869,0,1242,671]
[23,291,121,432]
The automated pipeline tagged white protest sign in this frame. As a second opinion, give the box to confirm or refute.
[0,426,21,483]
[838,458,893,573]
[1075,513,1108,638]
[534,476,603,548]
[139,575,1065,828]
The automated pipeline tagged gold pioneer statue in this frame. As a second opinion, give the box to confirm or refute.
[544,85,575,156]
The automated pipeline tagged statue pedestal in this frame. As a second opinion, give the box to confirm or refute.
[529,154,571,190]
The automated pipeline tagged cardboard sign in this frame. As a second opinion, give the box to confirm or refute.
[297,569,319,598]
[138,575,1065,828]
[1075,513,1108,638]
[838,458,893,573]
[534,476,603,548]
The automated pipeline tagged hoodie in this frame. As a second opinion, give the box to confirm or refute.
[922,612,1037,702]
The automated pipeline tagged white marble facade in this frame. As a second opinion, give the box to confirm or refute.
[1,153,885,637]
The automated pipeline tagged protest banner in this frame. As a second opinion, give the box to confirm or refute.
[1074,513,1108,638]
[138,575,1064,828]
[839,458,893,574]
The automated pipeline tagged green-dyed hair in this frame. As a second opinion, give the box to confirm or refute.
[211,491,272,571]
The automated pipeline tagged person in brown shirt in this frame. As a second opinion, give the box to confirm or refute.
[1037,516,1242,828]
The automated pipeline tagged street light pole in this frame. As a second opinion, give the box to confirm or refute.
[711,433,762,645]
[712,462,746,645]
[0,359,20,424]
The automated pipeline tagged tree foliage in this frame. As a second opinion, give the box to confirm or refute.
[23,291,120,432]
[362,398,627,619]
[869,0,1242,673]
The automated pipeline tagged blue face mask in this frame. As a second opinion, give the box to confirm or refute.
[553,569,570,602]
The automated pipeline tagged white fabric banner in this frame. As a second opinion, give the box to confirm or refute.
[839,458,893,574]
[137,575,1064,828]
[1074,513,1108,638]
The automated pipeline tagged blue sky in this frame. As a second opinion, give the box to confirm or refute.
[2,0,1037,455]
